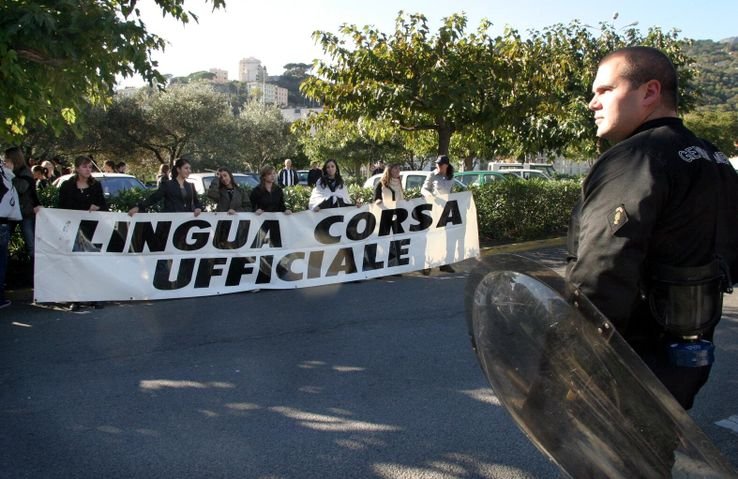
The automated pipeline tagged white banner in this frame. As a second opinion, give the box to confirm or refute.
[34,192,479,302]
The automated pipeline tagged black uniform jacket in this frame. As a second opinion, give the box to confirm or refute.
[567,117,738,344]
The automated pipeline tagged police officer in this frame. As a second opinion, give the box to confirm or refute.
[566,46,738,410]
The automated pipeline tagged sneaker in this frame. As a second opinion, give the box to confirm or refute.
[421,268,431,276]
[0,299,11,309]
[439,265,456,273]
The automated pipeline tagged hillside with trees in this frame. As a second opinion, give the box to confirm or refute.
[686,38,738,111]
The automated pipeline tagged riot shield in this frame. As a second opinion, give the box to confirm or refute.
[465,254,737,479]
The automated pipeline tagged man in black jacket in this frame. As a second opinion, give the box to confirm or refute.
[566,47,738,410]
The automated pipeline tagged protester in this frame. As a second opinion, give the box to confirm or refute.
[128,158,202,216]
[421,155,456,196]
[307,162,322,187]
[58,156,108,212]
[277,158,299,188]
[373,163,404,206]
[420,155,456,274]
[41,159,59,181]
[566,46,738,411]
[156,164,170,187]
[32,166,49,190]
[250,165,290,214]
[103,160,116,173]
[4,147,40,258]
[373,163,405,277]
[208,167,251,214]
[57,155,108,311]
[308,159,356,211]
[371,161,385,176]
[0,164,14,309]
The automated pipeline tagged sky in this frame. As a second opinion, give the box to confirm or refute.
[118,0,738,87]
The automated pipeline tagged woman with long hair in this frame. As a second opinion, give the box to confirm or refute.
[420,155,456,275]
[58,156,107,212]
[374,163,404,206]
[4,147,41,258]
[208,167,251,214]
[308,159,354,211]
[156,163,170,187]
[58,155,108,311]
[421,155,455,196]
[128,158,202,216]
[249,165,290,214]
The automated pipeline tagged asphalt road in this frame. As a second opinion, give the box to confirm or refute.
[1,245,736,478]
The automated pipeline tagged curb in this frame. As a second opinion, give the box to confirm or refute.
[480,236,566,256]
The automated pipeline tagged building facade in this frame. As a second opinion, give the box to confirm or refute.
[208,68,228,83]
[245,82,289,107]
[238,57,267,83]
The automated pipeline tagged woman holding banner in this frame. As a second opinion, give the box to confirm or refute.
[374,163,404,206]
[58,156,108,311]
[58,156,108,212]
[309,159,355,212]
[128,158,202,216]
[250,165,290,214]
[420,155,456,275]
[208,167,250,214]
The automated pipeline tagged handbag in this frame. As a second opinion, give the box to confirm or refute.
[0,166,22,221]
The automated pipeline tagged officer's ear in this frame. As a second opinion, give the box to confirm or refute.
[642,79,662,107]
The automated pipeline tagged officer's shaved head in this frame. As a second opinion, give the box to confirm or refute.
[600,46,678,110]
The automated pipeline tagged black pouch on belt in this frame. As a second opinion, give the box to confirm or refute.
[647,258,729,338]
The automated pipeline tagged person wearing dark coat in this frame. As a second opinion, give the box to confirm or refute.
[58,156,108,212]
[57,156,108,311]
[250,165,291,214]
[128,158,202,215]
[566,47,738,411]
[306,163,322,187]
[207,167,251,213]
[3,147,40,257]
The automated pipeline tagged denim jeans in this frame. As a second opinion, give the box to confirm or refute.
[0,223,9,301]
[9,216,35,257]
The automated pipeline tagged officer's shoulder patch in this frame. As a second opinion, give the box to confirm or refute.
[607,205,628,234]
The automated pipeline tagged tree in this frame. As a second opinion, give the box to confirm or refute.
[99,83,238,169]
[0,0,225,142]
[302,12,507,158]
[684,110,738,155]
[238,102,296,170]
[302,12,697,165]
[293,117,409,176]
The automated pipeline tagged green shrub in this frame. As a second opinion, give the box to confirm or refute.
[472,179,581,242]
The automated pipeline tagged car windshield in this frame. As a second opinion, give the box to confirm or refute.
[100,177,146,197]
[458,174,479,185]
[237,175,259,188]
[405,175,427,189]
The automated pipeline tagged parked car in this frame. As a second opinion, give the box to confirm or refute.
[186,172,259,195]
[488,161,556,177]
[499,169,552,180]
[297,170,309,186]
[362,170,467,191]
[53,173,147,198]
[454,170,512,186]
